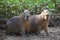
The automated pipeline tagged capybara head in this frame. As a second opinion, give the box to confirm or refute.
[40,9,49,20]
[22,10,30,21]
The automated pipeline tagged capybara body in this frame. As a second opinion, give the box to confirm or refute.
[5,10,30,35]
[6,16,21,34]
[29,15,41,34]
[29,10,49,35]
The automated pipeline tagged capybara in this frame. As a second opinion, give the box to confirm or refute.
[29,10,49,36]
[5,10,30,36]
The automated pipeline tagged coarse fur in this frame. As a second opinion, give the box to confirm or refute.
[5,10,30,36]
[29,10,49,36]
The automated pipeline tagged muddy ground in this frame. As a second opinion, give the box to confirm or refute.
[0,27,60,40]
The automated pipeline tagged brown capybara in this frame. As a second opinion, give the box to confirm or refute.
[29,10,49,36]
[5,10,30,36]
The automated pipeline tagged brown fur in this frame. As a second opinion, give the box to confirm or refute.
[29,10,49,35]
[5,10,30,35]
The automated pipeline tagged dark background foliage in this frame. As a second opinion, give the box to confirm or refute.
[0,0,60,19]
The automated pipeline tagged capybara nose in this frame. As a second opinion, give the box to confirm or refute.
[26,15,30,20]
[26,15,30,18]
[27,15,29,17]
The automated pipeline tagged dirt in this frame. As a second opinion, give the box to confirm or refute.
[0,27,60,40]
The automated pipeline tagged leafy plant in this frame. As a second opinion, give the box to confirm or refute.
[0,0,57,19]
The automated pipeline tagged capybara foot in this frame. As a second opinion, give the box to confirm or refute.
[21,34,26,38]
[10,33,16,36]
[46,33,49,36]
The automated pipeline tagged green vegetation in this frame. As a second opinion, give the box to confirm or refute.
[0,0,59,19]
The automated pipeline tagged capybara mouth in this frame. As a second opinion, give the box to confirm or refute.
[26,15,30,20]
[24,16,29,21]
[26,17,29,21]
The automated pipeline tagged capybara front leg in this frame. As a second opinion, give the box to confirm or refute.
[45,28,49,36]
[37,26,41,36]
[20,26,25,37]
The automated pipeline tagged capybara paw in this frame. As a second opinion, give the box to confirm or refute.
[20,33,26,37]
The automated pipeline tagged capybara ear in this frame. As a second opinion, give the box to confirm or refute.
[23,9,30,14]
[41,9,43,12]
[21,9,24,13]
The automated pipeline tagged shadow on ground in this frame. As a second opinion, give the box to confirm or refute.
[1,27,60,40]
